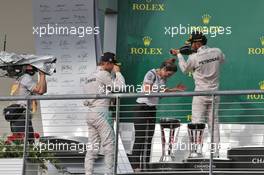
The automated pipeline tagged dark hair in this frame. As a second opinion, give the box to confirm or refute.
[160,58,177,72]
[201,36,207,45]
[189,31,207,45]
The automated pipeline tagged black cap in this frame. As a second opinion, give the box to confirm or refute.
[100,52,119,64]
[187,31,207,44]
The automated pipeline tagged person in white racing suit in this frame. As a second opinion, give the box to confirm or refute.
[171,31,225,157]
[83,52,125,175]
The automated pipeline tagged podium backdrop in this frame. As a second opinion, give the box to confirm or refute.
[116,0,264,123]
[32,0,97,137]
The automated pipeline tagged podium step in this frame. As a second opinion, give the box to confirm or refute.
[184,158,232,170]
[148,162,185,172]
[227,147,264,169]
[148,159,231,172]
[120,171,264,175]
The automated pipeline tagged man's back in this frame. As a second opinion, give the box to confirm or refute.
[189,46,225,91]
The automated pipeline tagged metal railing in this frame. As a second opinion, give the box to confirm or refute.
[0,90,264,175]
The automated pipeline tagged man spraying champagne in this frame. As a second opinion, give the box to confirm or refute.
[171,31,225,158]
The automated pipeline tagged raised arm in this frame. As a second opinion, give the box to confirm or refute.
[32,71,47,95]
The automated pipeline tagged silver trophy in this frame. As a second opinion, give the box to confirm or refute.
[187,123,206,158]
[159,118,180,162]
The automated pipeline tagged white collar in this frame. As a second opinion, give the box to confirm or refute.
[197,45,209,52]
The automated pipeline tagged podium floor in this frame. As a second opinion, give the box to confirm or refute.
[119,155,264,175]
[119,171,264,175]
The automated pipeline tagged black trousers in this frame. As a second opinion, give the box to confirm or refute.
[10,115,35,143]
[128,104,156,170]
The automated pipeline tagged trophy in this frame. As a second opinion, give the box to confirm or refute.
[159,118,181,162]
[187,123,206,158]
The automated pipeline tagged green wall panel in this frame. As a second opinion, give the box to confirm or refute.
[117,0,264,123]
